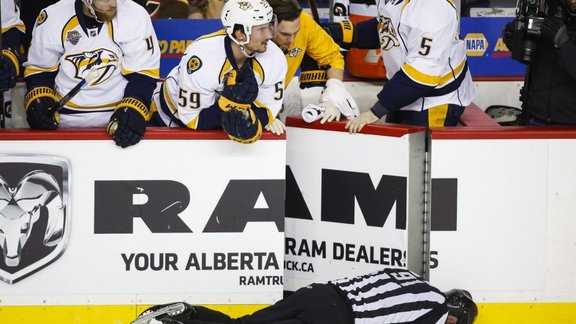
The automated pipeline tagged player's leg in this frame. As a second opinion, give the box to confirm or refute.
[133,302,232,324]
[236,284,353,324]
[385,104,464,127]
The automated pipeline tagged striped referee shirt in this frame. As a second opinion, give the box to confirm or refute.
[331,268,448,324]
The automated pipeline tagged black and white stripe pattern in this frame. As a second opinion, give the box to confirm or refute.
[331,268,448,324]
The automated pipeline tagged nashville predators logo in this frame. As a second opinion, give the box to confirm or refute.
[377,16,400,51]
[64,49,119,85]
[238,1,253,10]
[187,56,202,74]
[286,48,302,58]
[36,10,47,27]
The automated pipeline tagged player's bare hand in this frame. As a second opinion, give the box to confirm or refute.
[319,101,341,124]
[445,315,458,324]
[266,118,286,135]
[345,110,379,133]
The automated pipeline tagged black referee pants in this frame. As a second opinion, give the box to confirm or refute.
[184,284,354,324]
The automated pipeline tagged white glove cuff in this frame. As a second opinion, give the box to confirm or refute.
[325,78,345,90]
[320,79,345,103]
[319,79,359,119]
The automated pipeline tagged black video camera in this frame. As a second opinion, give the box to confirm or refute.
[508,0,565,63]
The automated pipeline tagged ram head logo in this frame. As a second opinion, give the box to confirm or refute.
[0,157,69,285]
[0,171,65,268]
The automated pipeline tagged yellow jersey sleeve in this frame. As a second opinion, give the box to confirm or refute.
[284,12,344,84]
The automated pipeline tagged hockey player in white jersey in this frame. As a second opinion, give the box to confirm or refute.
[24,0,160,148]
[132,268,478,324]
[1,0,25,92]
[323,0,475,130]
[150,0,287,143]
[1,0,25,128]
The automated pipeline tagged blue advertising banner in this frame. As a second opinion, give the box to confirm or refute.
[461,17,526,77]
[153,19,223,77]
[153,17,526,79]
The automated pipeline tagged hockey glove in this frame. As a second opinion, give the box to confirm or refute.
[321,20,357,49]
[218,63,259,111]
[133,302,198,324]
[298,54,328,89]
[25,87,59,130]
[221,107,262,143]
[319,78,359,119]
[107,97,151,148]
[542,16,570,47]
[302,103,325,123]
[0,48,20,91]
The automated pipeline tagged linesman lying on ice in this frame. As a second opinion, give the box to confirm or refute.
[132,267,477,324]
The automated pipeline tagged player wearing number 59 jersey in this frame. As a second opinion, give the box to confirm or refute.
[151,0,287,143]
[24,0,160,148]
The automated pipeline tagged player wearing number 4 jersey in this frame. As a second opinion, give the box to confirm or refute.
[24,0,160,148]
[132,268,478,324]
[150,0,287,143]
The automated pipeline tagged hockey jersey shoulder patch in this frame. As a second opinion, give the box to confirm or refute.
[187,56,202,74]
[36,10,48,27]
[66,30,82,45]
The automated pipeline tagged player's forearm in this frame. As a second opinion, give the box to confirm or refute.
[372,70,435,118]
[355,18,381,49]
[323,18,379,50]
[252,106,271,127]
[326,67,344,81]
[124,73,158,107]
[24,71,57,90]
[195,103,224,130]
[2,28,24,50]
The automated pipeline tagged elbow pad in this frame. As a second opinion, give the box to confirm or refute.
[322,20,357,49]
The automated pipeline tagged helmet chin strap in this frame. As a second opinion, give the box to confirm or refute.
[239,45,255,58]
[82,0,104,23]
[233,31,255,58]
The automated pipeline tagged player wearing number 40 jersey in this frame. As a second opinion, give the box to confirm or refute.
[150,0,287,143]
[24,0,160,148]
[133,268,478,324]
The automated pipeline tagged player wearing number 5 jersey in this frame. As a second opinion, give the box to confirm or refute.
[24,0,160,148]
[150,0,287,143]
[325,0,475,130]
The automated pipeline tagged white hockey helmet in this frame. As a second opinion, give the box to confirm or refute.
[221,0,277,46]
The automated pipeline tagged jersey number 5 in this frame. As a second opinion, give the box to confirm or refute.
[274,81,284,100]
[419,37,432,56]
